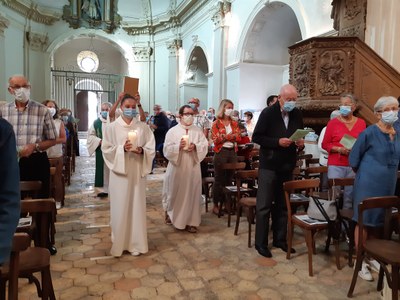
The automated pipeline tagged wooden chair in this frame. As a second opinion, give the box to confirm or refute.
[19,181,42,200]
[348,196,400,299]
[16,199,56,299]
[0,233,31,300]
[304,166,329,198]
[234,169,258,247]
[283,178,330,276]
[328,177,355,267]
[305,157,320,168]
[201,156,215,212]
[220,162,246,226]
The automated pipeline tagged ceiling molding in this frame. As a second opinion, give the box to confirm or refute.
[123,0,208,36]
[0,0,61,25]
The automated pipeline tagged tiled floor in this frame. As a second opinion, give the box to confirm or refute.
[17,142,382,299]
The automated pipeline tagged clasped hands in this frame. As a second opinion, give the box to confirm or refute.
[179,139,196,152]
[124,140,143,154]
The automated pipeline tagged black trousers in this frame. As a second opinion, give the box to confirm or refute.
[212,148,237,206]
[19,152,50,198]
[255,168,292,247]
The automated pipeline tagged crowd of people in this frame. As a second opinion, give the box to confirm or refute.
[1,74,400,295]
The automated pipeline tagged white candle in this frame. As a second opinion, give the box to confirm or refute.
[182,134,189,150]
[128,130,138,150]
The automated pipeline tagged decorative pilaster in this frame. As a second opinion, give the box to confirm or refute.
[133,46,153,61]
[166,38,182,111]
[211,0,231,28]
[0,13,9,36]
[166,39,182,57]
[26,31,49,52]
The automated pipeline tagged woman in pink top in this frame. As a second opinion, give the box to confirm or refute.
[321,93,366,209]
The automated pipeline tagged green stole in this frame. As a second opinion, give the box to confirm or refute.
[94,118,104,187]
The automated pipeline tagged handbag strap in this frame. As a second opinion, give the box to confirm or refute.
[311,196,332,222]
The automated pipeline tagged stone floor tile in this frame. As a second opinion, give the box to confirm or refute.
[74,274,99,287]
[156,282,182,297]
[59,286,87,300]
[114,278,141,291]
[179,278,205,290]
[99,271,123,283]
[130,286,158,298]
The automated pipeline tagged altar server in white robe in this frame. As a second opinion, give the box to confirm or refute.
[102,94,155,257]
[162,105,209,233]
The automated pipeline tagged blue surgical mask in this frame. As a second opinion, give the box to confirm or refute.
[339,105,352,116]
[100,111,108,119]
[381,111,399,125]
[207,112,213,119]
[283,101,296,112]
[123,108,137,119]
[188,103,196,110]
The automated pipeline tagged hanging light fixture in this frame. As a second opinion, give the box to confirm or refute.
[77,34,99,73]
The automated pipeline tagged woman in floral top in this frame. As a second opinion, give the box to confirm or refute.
[211,99,241,215]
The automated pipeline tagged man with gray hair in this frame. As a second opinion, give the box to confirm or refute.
[87,102,112,197]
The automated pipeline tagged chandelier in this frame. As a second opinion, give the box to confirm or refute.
[77,35,99,73]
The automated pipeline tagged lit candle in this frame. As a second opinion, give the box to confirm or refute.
[182,134,189,150]
[128,130,137,150]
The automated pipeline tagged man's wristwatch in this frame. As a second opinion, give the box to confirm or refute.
[35,143,41,152]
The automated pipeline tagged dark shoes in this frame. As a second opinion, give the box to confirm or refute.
[48,245,57,255]
[97,192,108,198]
[273,242,296,254]
[255,245,272,258]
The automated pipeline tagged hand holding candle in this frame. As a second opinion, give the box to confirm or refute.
[182,134,189,151]
[128,130,138,151]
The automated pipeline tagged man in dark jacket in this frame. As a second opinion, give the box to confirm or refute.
[252,84,304,258]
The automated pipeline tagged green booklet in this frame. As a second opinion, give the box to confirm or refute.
[340,134,357,149]
[289,129,311,141]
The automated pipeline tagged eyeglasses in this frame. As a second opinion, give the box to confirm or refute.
[377,108,399,113]
[188,101,198,105]
[9,84,30,89]
[182,113,194,116]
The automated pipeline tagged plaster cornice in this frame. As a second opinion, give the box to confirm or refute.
[0,0,60,25]
[123,0,208,36]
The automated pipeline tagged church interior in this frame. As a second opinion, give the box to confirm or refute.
[1,0,400,298]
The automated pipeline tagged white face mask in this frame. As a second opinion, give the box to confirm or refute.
[225,108,233,117]
[14,87,30,103]
[182,115,194,125]
[48,107,56,117]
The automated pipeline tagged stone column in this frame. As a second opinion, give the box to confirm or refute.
[166,39,182,112]
[133,45,154,111]
[210,1,231,108]
[0,14,9,100]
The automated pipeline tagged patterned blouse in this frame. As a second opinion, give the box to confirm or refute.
[211,119,241,153]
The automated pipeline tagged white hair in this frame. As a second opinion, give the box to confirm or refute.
[373,96,398,113]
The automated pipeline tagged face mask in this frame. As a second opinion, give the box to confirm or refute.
[381,111,399,125]
[182,115,194,125]
[188,103,196,110]
[100,111,108,119]
[225,108,233,117]
[339,105,352,116]
[231,116,239,121]
[207,112,213,119]
[146,116,150,122]
[62,116,69,123]
[283,101,296,112]
[48,107,56,117]
[123,108,137,119]
[14,87,30,103]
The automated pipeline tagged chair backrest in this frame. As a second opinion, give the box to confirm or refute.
[304,166,328,179]
[358,196,400,241]
[0,233,31,300]
[235,169,258,200]
[305,158,320,168]
[20,198,56,248]
[328,177,354,201]
[20,181,42,199]
[283,179,320,215]
[221,162,246,170]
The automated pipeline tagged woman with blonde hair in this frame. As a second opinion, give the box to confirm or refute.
[211,99,241,215]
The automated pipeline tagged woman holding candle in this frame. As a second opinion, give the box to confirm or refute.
[162,105,209,233]
[102,94,155,257]
[211,99,241,216]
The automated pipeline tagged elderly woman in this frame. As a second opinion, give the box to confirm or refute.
[162,105,209,233]
[211,99,241,215]
[321,93,366,209]
[349,96,400,281]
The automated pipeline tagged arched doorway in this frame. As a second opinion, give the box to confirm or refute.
[237,1,302,116]
[179,46,209,110]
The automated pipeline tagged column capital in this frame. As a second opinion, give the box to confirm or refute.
[26,31,49,52]
[166,39,182,56]
[133,46,153,61]
[211,0,231,28]
[0,14,10,36]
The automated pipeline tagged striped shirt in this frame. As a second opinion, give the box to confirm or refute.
[0,100,57,148]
